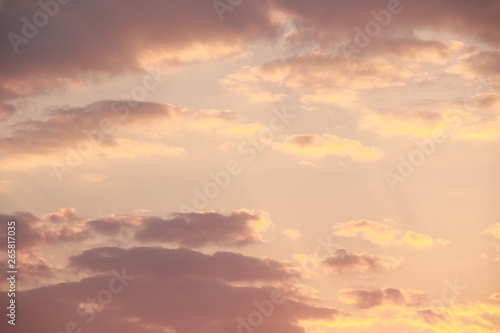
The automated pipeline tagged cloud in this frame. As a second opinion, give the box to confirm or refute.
[88,209,274,248]
[274,133,384,162]
[106,209,274,248]
[360,109,452,138]
[300,299,500,332]
[465,93,500,111]
[17,252,53,277]
[12,251,55,289]
[0,102,14,119]
[332,219,450,248]
[69,246,292,283]
[133,209,273,247]
[338,288,426,309]
[41,207,81,224]
[0,208,341,333]
[0,246,339,333]
[0,0,280,103]
[0,208,275,250]
[221,52,416,105]
[0,100,182,163]
[358,38,464,64]
[85,218,132,236]
[447,51,500,82]
[323,249,402,273]
[483,223,500,240]
[361,106,500,141]
[283,229,302,240]
[0,209,88,250]
[416,301,500,332]
[272,0,500,46]
[1,0,499,111]
[0,100,269,169]
[299,298,500,333]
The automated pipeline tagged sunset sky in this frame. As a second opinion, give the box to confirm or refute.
[0,0,499,332]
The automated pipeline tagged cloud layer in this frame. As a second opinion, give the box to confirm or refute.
[332,219,450,248]
[323,248,402,273]
[0,208,273,250]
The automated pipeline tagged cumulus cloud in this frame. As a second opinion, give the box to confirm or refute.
[0,100,272,170]
[0,102,14,119]
[88,209,274,248]
[0,208,274,250]
[490,293,500,301]
[332,219,450,248]
[17,252,53,276]
[483,223,500,240]
[283,229,302,240]
[2,0,499,102]
[20,275,336,333]
[0,208,342,333]
[1,0,499,112]
[0,245,339,333]
[133,209,273,247]
[272,0,500,46]
[0,100,184,166]
[0,0,279,103]
[41,207,82,224]
[361,106,500,141]
[357,38,464,64]
[338,287,426,309]
[0,208,89,250]
[323,249,402,273]
[300,299,500,332]
[69,246,292,283]
[8,251,57,289]
[274,133,384,162]
[360,109,452,138]
[221,52,417,106]
[447,51,500,82]
[299,299,500,333]
[416,301,500,332]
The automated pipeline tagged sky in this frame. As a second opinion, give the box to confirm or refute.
[0,0,499,332]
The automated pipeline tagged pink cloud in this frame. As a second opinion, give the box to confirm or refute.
[338,287,426,309]
[323,248,402,273]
